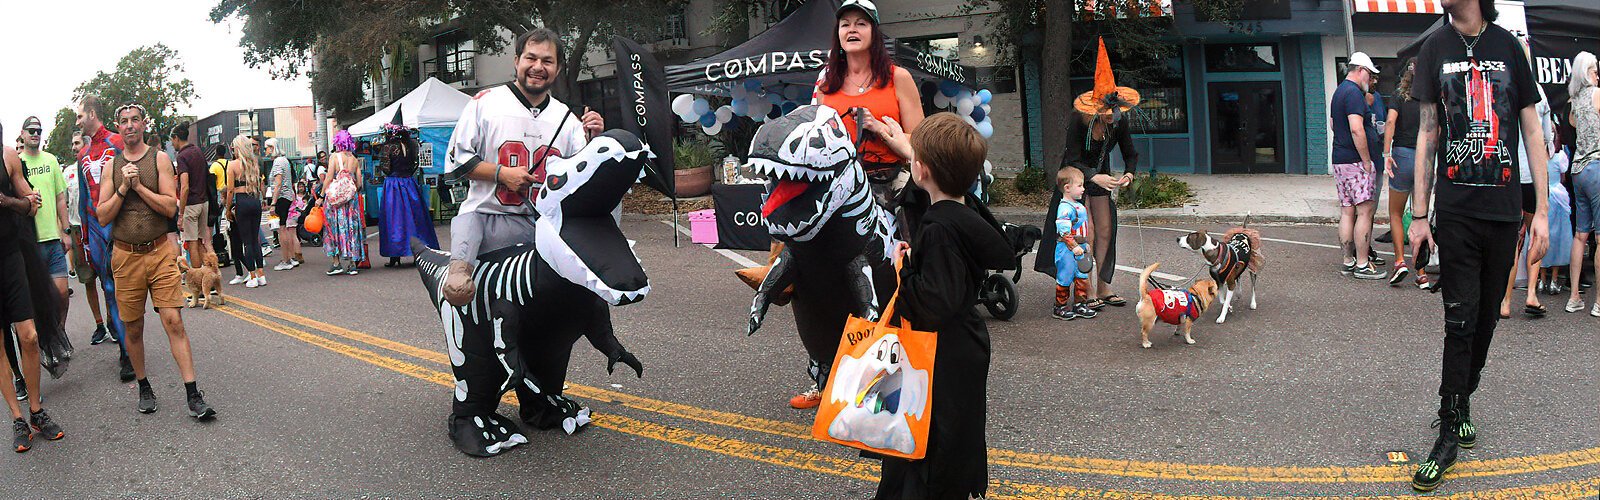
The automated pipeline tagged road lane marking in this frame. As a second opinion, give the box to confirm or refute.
[1125,224,1397,256]
[661,220,761,268]
[225,297,1600,485]
[217,304,1600,499]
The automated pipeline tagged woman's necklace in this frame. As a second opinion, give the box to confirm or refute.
[1455,19,1486,59]
[848,72,872,94]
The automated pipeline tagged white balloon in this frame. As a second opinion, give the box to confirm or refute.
[672,94,696,115]
[982,160,993,175]
[976,119,994,139]
[715,105,734,123]
[703,121,723,135]
[750,99,771,117]
[962,115,977,127]
[956,98,975,117]
[751,112,767,123]
[933,93,950,109]
[677,108,700,123]
[981,103,991,114]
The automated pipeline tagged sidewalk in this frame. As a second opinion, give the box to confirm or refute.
[995,173,1364,224]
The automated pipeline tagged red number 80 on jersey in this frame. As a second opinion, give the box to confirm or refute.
[493,140,562,207]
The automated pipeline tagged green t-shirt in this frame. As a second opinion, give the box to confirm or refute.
[20,151,64,242]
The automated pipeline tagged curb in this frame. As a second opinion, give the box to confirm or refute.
[987,207,1340,225]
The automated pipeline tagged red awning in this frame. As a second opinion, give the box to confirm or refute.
[1353,0,1443,14]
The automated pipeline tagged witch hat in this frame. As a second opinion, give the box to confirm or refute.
[1074,38,1141,117]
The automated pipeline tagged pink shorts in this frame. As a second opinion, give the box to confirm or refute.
[1332,162,1375,207]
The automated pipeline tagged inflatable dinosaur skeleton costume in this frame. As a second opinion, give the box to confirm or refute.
[747,105,899,390]
[414,130,652,457]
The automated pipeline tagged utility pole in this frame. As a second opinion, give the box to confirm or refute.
[1341,0,1356,55]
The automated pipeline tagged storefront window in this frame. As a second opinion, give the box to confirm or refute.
[1333,56,1401,99]
[902,36,960,64]
[1205,44,1280,72]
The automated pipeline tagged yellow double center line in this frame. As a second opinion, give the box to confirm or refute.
[216,297,1600,498]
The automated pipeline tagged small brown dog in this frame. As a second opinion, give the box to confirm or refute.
[1177,225,1264,324]
[1135,263,1217,349]
[179,252,225,309]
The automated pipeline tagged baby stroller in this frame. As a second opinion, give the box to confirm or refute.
[976,222,1042,320]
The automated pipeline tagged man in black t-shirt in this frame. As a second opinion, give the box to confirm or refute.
[1405,0,1550,492]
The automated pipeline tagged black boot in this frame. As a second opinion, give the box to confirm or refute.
[1412,395,1463,492]
[118,354,135,383]
[1457,395,1476,449]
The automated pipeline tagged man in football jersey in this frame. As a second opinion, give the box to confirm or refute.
[75,95,135,382]
[440,28,604,306]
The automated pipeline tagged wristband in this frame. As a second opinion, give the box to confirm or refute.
[494,165,503,185]
[1411,212,1428,220]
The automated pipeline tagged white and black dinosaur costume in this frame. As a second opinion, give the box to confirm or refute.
[414,130,653,457]
[746,105,899,391]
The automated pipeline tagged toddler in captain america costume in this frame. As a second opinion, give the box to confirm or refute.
[1053,168,1096,321]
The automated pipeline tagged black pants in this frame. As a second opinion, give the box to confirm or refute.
[1434,212,1519,398]
[232,194,265,272]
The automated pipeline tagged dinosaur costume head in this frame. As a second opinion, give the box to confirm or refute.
[747,105,867,243]
[535,129,654,306]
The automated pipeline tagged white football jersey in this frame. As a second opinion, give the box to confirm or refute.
[446,84,588,215]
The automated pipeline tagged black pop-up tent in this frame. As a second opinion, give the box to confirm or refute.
[1398,0,1600,142]
[664,0,977,97]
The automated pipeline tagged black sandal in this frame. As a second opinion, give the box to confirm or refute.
[1100,294,1127,307]
[1524,304,1547,319]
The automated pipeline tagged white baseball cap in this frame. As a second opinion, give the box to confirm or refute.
[1349,52,1381,74]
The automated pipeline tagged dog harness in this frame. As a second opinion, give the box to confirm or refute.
[1210,233,1253,285]
[1146,288,1200,325]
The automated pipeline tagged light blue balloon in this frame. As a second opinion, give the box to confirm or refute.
[692,98,711,116]
[732,99,748,116]
[767,92,784,105]
[677,109,699,123]
[977,89,993,105]
[976,119,994,139]
[699,112,717,127]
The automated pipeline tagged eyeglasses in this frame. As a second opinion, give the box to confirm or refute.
[23,129,42,136]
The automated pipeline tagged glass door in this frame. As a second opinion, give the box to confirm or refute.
[1208,81,1285,173]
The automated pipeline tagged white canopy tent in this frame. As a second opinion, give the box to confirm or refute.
[348,77,472,137]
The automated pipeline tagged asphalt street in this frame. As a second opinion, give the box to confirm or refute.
[2,218,1596,498]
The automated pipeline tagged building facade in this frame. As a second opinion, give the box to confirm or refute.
[196,106,318,157]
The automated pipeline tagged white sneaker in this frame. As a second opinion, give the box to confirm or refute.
[229,276,247,285]
[263,246,274,257]
[1591,302,1600,318]
[274,262,294,271]
[245,277,260,288]
[290,258,302,268]
[257,274,267,286]
[1566,298,1586,313]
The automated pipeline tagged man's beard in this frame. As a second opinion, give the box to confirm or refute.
[517,72,554,99]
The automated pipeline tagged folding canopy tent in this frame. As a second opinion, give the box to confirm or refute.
[348,77,474,220]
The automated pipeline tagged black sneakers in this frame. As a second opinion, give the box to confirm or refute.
[29,409,63,441]
[1413,396,1464,492]
[11,418,29,453]
[1052,305,1074,320]
[1073,303,1099,319]
[187,391,217,420]
[137,386,159,414]
[119,355,135,383]
[90,324,111,345]
[12,377,23,402]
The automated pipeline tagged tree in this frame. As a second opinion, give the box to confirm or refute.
[72,44,199,141]
[44,107,77,162]
[211,0,684,114]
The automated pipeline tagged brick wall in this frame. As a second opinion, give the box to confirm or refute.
[1300,36,1328,175]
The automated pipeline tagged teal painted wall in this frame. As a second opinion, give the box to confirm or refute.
[1300,37,1328,175]
[1023,51,1044,170]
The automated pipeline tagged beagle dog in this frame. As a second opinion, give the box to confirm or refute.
[1135,263,1218,348]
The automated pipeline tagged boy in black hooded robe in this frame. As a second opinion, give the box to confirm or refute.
[874,112,1011,499]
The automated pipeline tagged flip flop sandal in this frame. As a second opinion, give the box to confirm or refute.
[1101,294,1128,307]
[1524,304,1547,318]
[1084,298,1106,310]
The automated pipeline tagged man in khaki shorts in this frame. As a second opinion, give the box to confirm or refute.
[94,104,216,419]
[169,121,210,262]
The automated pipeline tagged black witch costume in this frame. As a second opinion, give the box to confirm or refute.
[1033,112,1139,284]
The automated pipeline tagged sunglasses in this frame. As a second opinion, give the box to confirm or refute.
[24,128,42,136]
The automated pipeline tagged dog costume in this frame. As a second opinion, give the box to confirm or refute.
[746,105,899,393]
[413,130,652,457]
[1145,288,1201,325]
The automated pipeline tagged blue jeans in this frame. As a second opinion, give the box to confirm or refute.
[1574,161,1600,234]
[38,239,68,278]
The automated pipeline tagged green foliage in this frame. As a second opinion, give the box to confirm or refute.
[43,107,78,162]
[674,137,718,170]
[72,44,199,142]
[1013,162,1049,195]
[212,0,684,112]
[1117,172,1193,209]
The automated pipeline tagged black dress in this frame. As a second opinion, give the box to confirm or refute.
[1034,112,1139,282]
[877,200,1012,500]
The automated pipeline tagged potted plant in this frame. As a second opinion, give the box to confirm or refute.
[673,137,717,197]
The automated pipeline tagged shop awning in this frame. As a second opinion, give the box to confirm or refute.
[1352,0,1443,14]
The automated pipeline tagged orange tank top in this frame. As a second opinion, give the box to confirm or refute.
[819,67,903,166]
